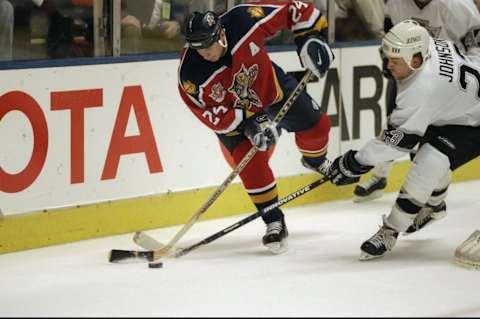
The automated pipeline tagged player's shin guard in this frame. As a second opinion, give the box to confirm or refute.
[400,144,451,235]
[231,140,288,253]
[297,112,331,175]
[402,143,450,204]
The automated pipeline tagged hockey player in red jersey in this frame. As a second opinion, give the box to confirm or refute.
[178,1,334,254]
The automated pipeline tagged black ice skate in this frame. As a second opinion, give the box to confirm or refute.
[353,175,387,203]
[403,201,447,235]
[301,157,331,176]
[360,215,399,260]
[263,216,289,254]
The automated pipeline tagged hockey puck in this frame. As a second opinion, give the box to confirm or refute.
[148,262,163,269]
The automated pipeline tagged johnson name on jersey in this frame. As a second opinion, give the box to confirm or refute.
[178,1,327,135]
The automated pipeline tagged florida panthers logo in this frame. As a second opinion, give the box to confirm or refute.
[228,64,261,110]
[209,82,226,103]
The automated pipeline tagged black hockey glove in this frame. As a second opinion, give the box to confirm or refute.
[243,112,280,152]
[327,150,373,185]
[295,32,334,78]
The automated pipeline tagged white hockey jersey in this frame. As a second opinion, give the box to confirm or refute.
[385,0,480,55]
[356,38,480,166]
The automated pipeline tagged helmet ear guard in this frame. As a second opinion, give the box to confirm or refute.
[382,19,431,70]
[184,11,223,49]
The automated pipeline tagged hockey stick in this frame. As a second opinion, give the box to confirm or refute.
[109,176,328,263]
[133,176,329,252]
[172,176,329,258]
[109,70,314,263]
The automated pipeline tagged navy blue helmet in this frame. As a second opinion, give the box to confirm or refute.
[184,11,222,49]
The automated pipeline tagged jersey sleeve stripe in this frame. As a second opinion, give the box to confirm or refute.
[294,14,328,36]
[292,9,322,32]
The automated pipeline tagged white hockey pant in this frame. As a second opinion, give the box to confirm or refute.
[386,143,451,232]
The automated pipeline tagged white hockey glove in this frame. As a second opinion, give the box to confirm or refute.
[243,112,280,152]
[296,33,334,78]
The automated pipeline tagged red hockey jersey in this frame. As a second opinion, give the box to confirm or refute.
[178,1,327,135]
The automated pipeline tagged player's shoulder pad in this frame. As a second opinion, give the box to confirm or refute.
[221,4,282,39]
[179,48,219,97]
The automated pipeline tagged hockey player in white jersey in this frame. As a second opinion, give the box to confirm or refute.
[354,0,480,205]
[353,0,480,233]
[326,19,480,260]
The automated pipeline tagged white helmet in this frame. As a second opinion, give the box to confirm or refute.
[382,19,431,70]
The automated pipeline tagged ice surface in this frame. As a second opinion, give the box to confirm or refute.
[1,180,479,317]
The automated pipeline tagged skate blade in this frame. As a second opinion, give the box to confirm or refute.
[265,240,288,255]
[359,251,384,261]
[353,190,384,203]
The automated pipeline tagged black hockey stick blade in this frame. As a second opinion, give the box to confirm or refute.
[109,249,154,263]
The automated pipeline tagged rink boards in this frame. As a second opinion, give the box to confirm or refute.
[1,44,480,253]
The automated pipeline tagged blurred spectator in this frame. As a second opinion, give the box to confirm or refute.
[115,0,181,54]
[135,0,226,53]
[317,0,385,41]
[46,0,93,58]
[0,0,14,60]
[188,0,225,14]
[120,0,142,54]
[46,0,144,57]
[142,0,181,40]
